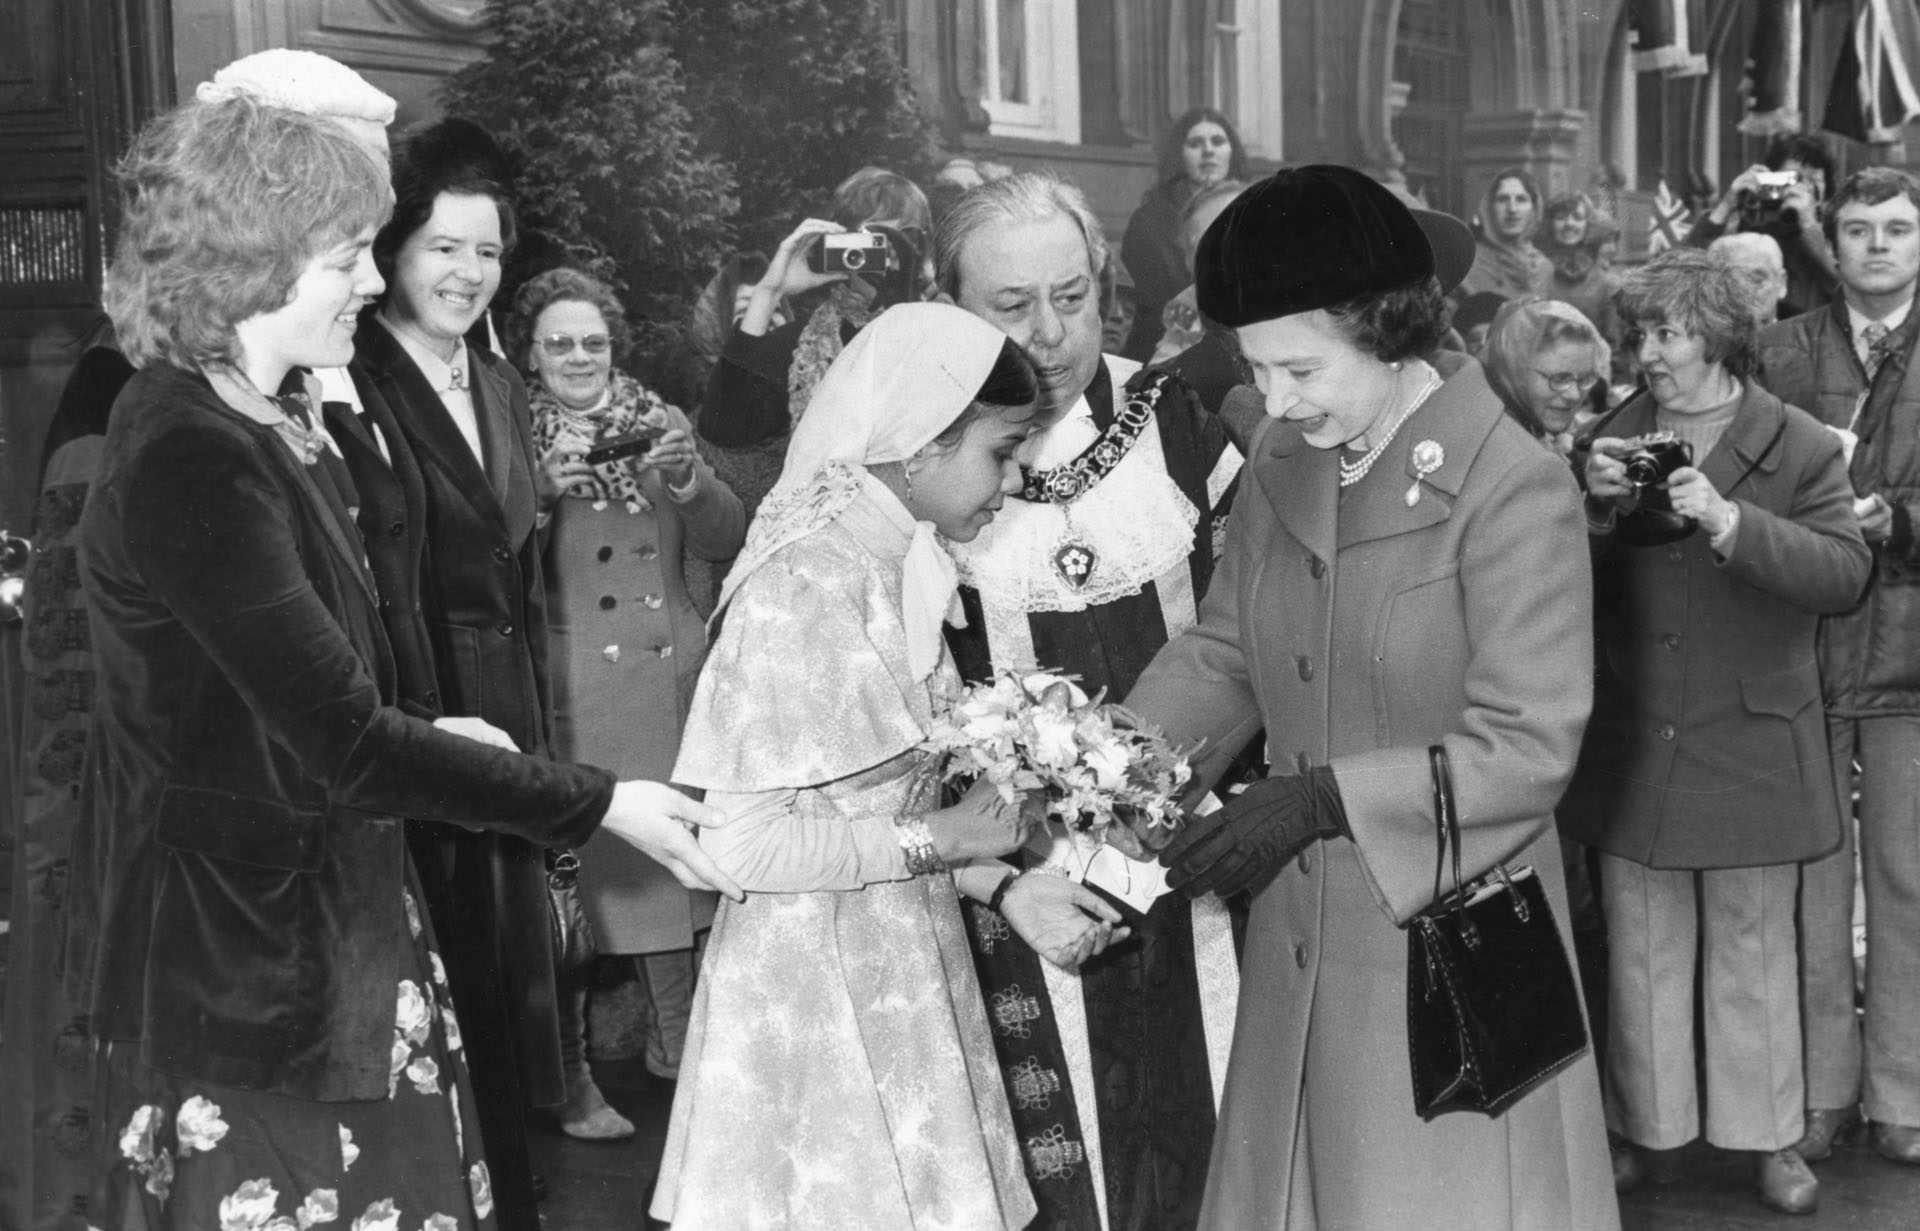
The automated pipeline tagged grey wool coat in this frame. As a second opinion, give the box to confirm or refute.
[1125,361,1618,1231]
[1558,383,1870,868]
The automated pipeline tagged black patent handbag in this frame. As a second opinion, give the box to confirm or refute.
[1406,745,1589,1119]
[545,848,598,979]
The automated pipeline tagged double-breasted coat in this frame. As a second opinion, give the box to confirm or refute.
[1126,362,1618,1230]
[541,390,743,953]
[1557,384,1870,868]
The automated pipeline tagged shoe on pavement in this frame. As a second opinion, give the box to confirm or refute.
[1796,1105,1862,1161]
[1611,1142,1685,1192]
[1872,1121,1920,1166]
[557,1073,637,1141]
[1756,1148,1819,1215]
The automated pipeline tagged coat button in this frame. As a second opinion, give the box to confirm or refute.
[643,593,663,610]
[599,596,617,610]
[493,545,512,563]
[388,521,405,538]
[1296,655,1314,682]
[1661,633,1681,650]
[1308,555,1326,579]
[597,546,613,562]
[636,545,659,561]
[497,621,515,637]
[653,644,674,659]
[424,690,439,706]
[1656,723,1676,740]
[1294,942,1309,969]
[1298,849,1313,875]
[1667,547,1684,563]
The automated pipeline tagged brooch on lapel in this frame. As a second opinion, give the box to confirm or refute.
[1406,440,1445,507]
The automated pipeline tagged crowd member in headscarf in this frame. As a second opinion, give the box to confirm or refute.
[1125,164,1615,1230]
[1461,166,1553,300]
[653,303,1122,1229]
[1120,107,1251,361]
[937,169,1246,1231]
[1,49,396,1231]
[696,167,934,523]
[1483,299,1611,457]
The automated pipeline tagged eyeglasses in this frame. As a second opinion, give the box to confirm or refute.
[537,333,611,357]
[1534,370,1598,396]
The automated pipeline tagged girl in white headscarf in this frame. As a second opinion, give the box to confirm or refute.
[652,303,1123,1231]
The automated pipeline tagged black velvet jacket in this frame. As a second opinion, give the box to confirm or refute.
[70,364,613,1102]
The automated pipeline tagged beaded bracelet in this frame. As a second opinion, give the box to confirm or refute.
[898,817,944,876]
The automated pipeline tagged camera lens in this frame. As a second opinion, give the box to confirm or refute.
[1622,456,1658,488]
[842,249,866,270]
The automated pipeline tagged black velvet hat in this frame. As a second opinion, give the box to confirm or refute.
[1196,164,1469,327]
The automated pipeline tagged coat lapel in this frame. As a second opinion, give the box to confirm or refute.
[471,358,537,546]
[1255,421,1339,564]
[356,321,510,537]
[1336,361,1503,550]
[1698,382,1789,499]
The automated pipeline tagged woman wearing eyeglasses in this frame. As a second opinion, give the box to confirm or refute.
[1483,299,1611,457]
[506,266,744,1136]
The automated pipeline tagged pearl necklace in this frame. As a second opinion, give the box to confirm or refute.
[1338,366,1443,488]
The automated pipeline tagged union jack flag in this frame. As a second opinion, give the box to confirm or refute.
[1648,180,1693,255]
[1824,0,1920,144]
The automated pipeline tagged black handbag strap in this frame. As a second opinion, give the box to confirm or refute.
[1428,745,1471,938]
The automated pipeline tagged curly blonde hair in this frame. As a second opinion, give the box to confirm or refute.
[105,96,391,371]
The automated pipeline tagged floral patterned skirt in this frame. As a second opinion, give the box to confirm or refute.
[89,879,497,1231]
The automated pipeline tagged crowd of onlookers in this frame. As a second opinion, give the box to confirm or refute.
[9,39,1920,1231]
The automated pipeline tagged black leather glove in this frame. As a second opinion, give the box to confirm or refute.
[1161,765,1349,899]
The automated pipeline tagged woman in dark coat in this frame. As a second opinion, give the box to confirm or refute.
[70,96,734,1231]
[1119,106,1249,361]
[1124,165,1617,1230]
[345,117,577,1229]
[1565,248,1870,1213]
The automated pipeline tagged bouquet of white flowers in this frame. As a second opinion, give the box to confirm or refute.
[919,668,1191,849]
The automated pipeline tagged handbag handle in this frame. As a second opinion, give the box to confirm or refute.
[1427,744,1477,946]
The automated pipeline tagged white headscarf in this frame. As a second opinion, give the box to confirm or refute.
[716,301,1013,679]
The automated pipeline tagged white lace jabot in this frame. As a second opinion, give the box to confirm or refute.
[945,355,1199,613]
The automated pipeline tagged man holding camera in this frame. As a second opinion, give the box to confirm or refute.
[1757,165,1920,1169]
[1689,134,1839,319]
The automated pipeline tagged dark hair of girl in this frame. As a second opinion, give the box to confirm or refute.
[932,337,1041,447]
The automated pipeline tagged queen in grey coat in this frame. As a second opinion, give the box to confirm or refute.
[1123,167,1617,1229]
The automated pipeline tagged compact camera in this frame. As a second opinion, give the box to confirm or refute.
[1740,169,1801,227]
[808,229,897,275]
[1619,431,1693,511]
[583,428,661,466]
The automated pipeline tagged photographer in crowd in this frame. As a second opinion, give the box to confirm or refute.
[696,167,933,521]
[1687,133,1840,318]
[1565,248,1869,1214]
[1757,165,1920,1171]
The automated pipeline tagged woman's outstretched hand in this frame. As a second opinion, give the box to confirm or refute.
[927,777,1044,863]
[999,873,1130,970]
[602,780,744,901]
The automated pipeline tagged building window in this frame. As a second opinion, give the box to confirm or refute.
[979,0,1278,156]
[1393,0,1469,214]
[980,0,1081,142]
